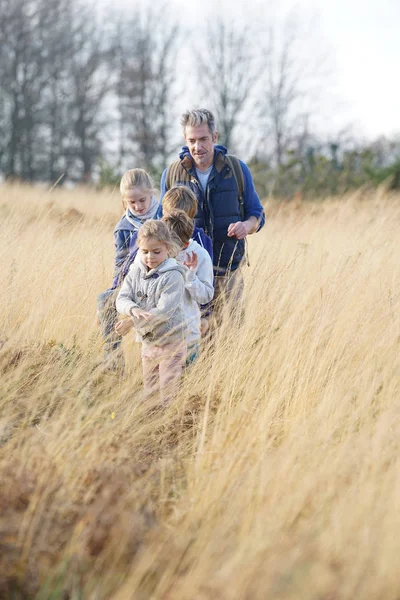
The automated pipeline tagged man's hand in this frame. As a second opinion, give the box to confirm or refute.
[227,221,249,240]
[227,216,259,240]
[183,251,198,270]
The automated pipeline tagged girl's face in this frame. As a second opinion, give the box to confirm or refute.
[139,237,169,270]
[124,188,152,216]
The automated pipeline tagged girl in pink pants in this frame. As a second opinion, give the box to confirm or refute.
[141,342,187,401]
[116,220,187,403]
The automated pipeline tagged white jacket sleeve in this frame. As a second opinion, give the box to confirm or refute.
[184,253,214,304]
[115,263,140,316]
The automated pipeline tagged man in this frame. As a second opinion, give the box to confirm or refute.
[160,108,265,307]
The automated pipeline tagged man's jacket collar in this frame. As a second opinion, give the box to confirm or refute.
[178,144,228,174]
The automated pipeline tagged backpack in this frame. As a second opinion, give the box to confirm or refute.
[166,153,245,220]
[225,155,245,221]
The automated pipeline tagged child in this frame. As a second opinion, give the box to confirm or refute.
[115,220,187,402]
[97,169,162,369]
[162,186,213,335]
[162,186,213,260]
[116,209,214,362]
[162,210,214,364]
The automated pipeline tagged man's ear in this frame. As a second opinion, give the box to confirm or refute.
[213,131,219,143]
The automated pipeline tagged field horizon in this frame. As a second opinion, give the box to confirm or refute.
[0,183,399,599]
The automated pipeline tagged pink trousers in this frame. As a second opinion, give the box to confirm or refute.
[141,341,186,403]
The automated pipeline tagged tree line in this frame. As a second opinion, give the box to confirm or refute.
[1,0,399,197]
[0,0,180,183]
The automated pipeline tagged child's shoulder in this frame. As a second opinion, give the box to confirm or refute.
[114,215,137,234]
[193,225,210,239]
[158,259,186,282]
[126,254,142,275]
[192,227,213,258]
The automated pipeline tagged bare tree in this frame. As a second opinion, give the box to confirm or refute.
[0,0,41,179]
[256,10,331,192]
[38,0,78,182]
[64,2,115,181]
[193,17,261,151]
[113,3,179,175]
[0,0,181,183]
[0,0,114,182]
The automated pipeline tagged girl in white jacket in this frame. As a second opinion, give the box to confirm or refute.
[162,210,214,363]
[116,220,187,402]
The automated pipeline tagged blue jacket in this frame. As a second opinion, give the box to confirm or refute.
[111,205,163,289]
[161,145,264,273]
[193,226,213,261]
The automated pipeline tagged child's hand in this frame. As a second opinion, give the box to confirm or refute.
[130,307,153,321]
[184,251,198,270]
[200,317,209,336]
[115,319,134,336]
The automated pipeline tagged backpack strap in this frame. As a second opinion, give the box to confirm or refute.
[226,154,250,267]
[166,159,192,190]
[225,154,245,220]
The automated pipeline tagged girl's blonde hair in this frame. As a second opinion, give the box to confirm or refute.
[120,169,156,208]
[137,220,181,257]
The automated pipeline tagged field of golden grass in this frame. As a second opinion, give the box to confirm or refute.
[0,183,399,599]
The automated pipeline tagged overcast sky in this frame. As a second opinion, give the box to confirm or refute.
[104,0,400,140]
[311,0,400,138]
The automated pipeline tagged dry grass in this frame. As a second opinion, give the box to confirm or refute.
[0,183,399,600]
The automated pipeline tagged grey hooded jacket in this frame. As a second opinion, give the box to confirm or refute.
[116,257,187,346]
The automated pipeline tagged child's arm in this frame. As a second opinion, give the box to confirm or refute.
[183,252,214,305]
[115,319,134,336]
[115,265,152,321]
[114,230,131,274]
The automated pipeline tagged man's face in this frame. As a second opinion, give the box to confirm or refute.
[184,124,218,171]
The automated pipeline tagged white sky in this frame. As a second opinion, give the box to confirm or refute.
[313,0,400,138]
[104,0,400,140]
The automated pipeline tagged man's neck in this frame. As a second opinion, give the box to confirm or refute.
[195,163,213,173]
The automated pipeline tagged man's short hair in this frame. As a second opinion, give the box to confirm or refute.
[162,209,194,246]
[162,186,198,219]
[180,108,217,137]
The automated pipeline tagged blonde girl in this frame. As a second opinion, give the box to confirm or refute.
[97,169,162,370]
[116,220,187,401]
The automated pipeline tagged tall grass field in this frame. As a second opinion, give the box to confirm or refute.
[0,183,399,599]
